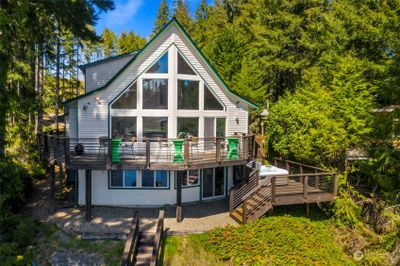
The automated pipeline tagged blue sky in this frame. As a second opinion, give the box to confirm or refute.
[95,0,213,39]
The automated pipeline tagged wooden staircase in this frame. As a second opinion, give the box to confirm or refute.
[229,168,273,224]
[121,210,165,266]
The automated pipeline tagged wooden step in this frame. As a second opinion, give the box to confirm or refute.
[229,209,243,224]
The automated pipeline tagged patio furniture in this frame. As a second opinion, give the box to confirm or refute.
[172,139,184,163]
[111,139,121,163]
[226,137,239,160]
[121,136,136,159]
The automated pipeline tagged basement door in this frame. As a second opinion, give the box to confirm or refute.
[202,167,226,199]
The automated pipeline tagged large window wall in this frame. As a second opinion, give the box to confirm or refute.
[109,46,227,140]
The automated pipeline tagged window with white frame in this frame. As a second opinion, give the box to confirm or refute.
[109,170,168,188]
[175,170,199,187]
[110,170,137,188]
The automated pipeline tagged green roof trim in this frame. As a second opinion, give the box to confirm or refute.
[64,18,258,109]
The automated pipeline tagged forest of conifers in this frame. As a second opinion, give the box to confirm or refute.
[1,0,399,265]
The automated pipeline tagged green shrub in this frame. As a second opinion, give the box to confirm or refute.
[202,216,353,265]
[332,188,362,227]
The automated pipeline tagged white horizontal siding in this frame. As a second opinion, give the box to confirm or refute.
[85,54,134,92]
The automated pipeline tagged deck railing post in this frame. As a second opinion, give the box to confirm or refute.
[271,176,276,203]
[145,139,150,169]
[315,169,320,189]
[107,139,112,170]
[216,138,221,163]
[64,137,70,168]
[184,138,189,166]
[243,136,249,160]
[333,174,338,196]
[303,175,309,202]
[300,165,304,183]
[285,161,290,174]
[242,199,247,224]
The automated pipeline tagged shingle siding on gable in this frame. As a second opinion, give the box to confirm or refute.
[77,25,248,139]
[85,54,135,92]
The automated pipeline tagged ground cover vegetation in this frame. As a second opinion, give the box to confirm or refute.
[1,0,399,264]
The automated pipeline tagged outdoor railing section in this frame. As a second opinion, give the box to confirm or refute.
[121,212,140,266]
[273,158,338,197]
[42,134,255,169]
[229,169,259,212]
[150,210,165,266]
[241,177,272,223]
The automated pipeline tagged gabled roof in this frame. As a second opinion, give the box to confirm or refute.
[64,18,258,109]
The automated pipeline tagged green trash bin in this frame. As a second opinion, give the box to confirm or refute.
[111,139,121,163]
[226,137,239,160]
[172,139,184,163]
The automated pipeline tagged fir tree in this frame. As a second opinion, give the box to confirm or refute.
[173,0,193,32]
[152,0,170,37]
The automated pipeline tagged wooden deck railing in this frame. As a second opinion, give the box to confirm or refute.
[41,134,255,170]
[229,159,339,223]
[150,210,165,266]
[121,212,140,266]
[229,169,259,212]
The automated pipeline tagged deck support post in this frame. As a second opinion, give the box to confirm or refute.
[145,139,150,169]
[176,172,182,223]
[49,163,56,214]
[271,176,276,203]
[306,203,310,217]
[85,169,92,222]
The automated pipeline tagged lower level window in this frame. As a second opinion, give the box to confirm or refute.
[110,170,137,188]
[110,170,168,188]
[176,170,199,187]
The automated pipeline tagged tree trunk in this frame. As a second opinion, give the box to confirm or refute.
[0,52,10,158]
[55,37,60,135]
[36,45,44,160]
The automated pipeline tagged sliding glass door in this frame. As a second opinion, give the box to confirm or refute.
[202,167,226,199]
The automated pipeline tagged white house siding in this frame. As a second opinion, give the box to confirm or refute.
[78,170,206,206]
[85,54,135,93]
[77,24,249,139]
[65,105,78,138]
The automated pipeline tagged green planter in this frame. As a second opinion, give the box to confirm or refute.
[173,139,184,163]
[111,139,121,163]
[226,137,239,160]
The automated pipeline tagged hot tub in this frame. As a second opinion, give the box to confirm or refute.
[259,165,289,186]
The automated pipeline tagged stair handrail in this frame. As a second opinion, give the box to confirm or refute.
[241,178,273,223]
[121,211,140,266]
[150,209,165,266]
[229,169,259,212]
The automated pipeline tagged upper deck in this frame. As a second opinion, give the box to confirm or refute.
[43,134,255,170]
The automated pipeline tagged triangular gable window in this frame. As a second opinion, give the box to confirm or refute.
[111,82,137,109]
[147,52,168,73]
[204,85,223,110]
[178,52,196,75]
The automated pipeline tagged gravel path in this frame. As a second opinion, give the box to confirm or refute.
[47,199,236,238]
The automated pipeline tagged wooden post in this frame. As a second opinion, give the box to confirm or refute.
[146,139,150,169]
[229,191,234,212]
[300,165,304,183]
[49,163,56,214]
[285,161,290,173]
[85,169,92,221]
[176,172,182,223]
[315,169,320,189]
[303,175,309,202]
[306,203,310,217]
[243,136,249,160]
[274,158,278,167]
[107,139,112,170]
[271,176,276,203]
[64,137,70,168]
[216,138,221,163]
[184,138,189,166]
[242,199,247,224]
[333,174,338,196]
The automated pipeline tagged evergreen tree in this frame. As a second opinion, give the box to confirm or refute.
[101,28,118,57]
[152,0,170,37]
[117,31,146,54]
[192,0,209,48]
[173,0,193,32]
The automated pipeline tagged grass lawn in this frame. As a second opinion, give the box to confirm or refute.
[162,205,354,266]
